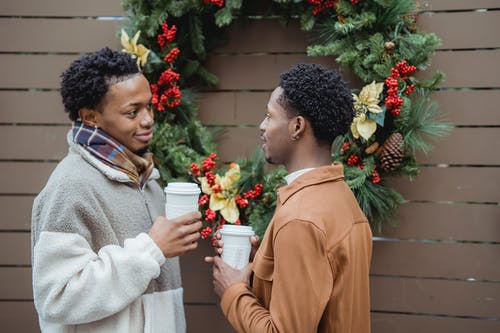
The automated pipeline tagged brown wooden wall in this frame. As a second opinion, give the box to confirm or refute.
[1,0,499,332]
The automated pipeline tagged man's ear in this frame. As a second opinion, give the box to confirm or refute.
[288,115,307,140]
[78,108,100,128]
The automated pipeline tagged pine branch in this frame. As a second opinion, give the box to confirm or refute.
[396,94,453,155]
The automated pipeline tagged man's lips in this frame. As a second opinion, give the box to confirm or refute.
[136,131,153,142]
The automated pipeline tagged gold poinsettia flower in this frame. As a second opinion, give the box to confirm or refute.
[199,164,241,223]
[351,81,384,140]
[353,81,384,114]
[351,113,377,141]
[120,29,150,68]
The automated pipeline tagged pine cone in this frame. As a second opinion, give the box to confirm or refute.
[379,133,404,171]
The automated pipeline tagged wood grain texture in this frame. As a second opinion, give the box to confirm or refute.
[0,196,34,231]
[185,304,235,333]
[204,53,363,90]
[427,0,500,11]
[0,91,68,124]
[0,267,32,299]
[415,127,500,165]
[371,276,500,318]
[0,125,69,160]
[0,0,123,16]
[215,19,310,53]
[386,202,500,242]
[0,302,40,333]
[387,167,500,203]
[418,11,500,49]
[429,50,500,88]
[433,90,500,126]
[372,312,500,333]
[0,162,57,194]
[371,241,500,280]
[0,18,122,52]
[0,54,77,89]
[0,233,30,265]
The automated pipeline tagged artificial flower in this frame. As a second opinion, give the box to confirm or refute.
[199,164,241,223]
[353,81,384,114]
[351,81,384,140]
[120,29,150,68]
[351,112,377,140]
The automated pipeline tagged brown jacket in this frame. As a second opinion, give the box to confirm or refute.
[221,164,372,332]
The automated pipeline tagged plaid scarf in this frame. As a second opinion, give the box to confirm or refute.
[72,121,154,188]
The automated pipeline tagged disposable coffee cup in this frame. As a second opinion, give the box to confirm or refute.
[164,182,201,219]
[219,224,255,270]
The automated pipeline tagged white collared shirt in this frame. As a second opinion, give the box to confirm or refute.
[284,168,316,185]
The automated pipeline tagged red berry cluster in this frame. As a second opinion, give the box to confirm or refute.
[157,22,177,48]
[203,0,224,7]
[201,153,217,172]
[204,208,216,223]
[192,153,264,240]
[198,194,209,206]
[151,79,181,110]
[205,171,216,186]
[201,226,212,238]
[164,47,180,63]
[190,163,201,177]
[308,0,337,15]
[347,154,359,166]
[340,141,351,155]
[384,60,417,117]
[243,184,263,199]
[371,169,381,184]
[152,21,182,111]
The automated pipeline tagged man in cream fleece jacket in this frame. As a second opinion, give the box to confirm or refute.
[31,48,202,332]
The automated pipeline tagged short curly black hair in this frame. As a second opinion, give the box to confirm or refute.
[60,47,140,121]
[278,63,354,145]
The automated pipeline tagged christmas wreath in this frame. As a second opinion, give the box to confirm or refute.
[120,0,451,235]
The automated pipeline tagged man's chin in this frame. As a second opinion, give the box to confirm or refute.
[135,146,149,156]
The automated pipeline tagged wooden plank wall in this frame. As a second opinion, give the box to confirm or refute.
[0,0,499,332]
[0,1,124,332]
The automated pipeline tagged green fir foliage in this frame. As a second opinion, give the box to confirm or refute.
[395,94,453,155]
[354,180,404,234]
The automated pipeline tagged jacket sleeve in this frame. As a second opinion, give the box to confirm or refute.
[221,219,333,332]
[31,181,166,325]
[33,232,165,324]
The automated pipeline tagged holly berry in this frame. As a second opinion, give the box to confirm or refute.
[372,170,381,184]
[201,226,212,239]
[347,155,359,166]
[205,209,216,223]
[190,163,201,177]
[198,194,209,206]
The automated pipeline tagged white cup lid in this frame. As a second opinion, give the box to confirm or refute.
[219,224,254,236]
[164,182,200,195]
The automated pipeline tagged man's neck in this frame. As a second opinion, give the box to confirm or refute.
[285,148,332,173]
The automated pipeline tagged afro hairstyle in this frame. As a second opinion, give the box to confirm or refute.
[278,63,354,145]
[60,47,140,121]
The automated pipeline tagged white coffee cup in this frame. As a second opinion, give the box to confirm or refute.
[219,224,255,269]
[164,182,201,219]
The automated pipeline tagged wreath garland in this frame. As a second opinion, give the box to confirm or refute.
[120,0,451,235]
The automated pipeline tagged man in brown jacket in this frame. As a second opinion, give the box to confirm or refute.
[205,63,373,332]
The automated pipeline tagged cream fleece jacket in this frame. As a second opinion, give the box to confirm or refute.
[31,134,186,332]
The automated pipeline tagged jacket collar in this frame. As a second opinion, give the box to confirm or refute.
[277,163,344,205]
[67,130,160,185]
